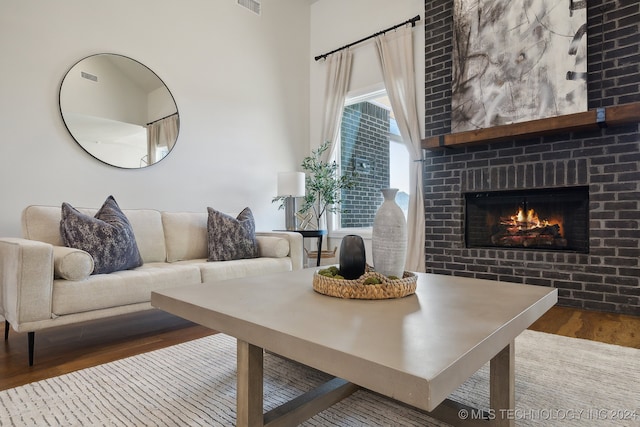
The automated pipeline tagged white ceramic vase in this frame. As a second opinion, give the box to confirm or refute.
[372,188,407,278]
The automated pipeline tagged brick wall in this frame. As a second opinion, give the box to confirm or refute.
[423,0,640,315]
[340,102,390,228]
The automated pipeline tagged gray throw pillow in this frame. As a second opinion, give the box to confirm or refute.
[207,207,259,261]
[60,196,143,274]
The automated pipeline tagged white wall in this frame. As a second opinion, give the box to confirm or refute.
[309,0,424,261]
[0,0,310,236]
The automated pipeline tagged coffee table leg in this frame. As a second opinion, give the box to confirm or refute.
[489,341,515,427]
[237,340,264,427]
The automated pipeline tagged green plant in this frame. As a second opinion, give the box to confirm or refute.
[272,141,357,228]
[300,141,358,226]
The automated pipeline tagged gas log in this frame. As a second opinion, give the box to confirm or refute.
[491,221,567,248]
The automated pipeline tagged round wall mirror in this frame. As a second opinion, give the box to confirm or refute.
[59,53,179,168]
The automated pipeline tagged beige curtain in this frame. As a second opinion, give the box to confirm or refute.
[147,114,179,164]
[375,26,426,272]
[320,49,352,162]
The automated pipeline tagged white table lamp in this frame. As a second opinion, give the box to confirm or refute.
[277,172,305,230]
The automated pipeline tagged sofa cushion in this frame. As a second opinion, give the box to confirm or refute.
[256,236,289,258]
[53,246,94,281]
[162,212,208,262]
[22,205,74,246]
[60,196,143,274]
[122,209,167,263]
[51,263,202,315]
[207,207,258,261]
[22,205,166,264]
[176,258,293,284]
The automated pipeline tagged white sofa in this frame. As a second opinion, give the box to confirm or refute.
[0,205,303,365]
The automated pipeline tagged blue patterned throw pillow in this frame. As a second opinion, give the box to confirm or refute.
[60,196,143,274]
[207,207,259,261]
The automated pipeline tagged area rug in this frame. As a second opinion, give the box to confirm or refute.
[1,331,638,426]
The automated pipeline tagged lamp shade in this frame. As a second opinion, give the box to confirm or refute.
[277,172,305,197]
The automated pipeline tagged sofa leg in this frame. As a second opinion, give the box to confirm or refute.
[4,320,9,340]
[28,332,35,366]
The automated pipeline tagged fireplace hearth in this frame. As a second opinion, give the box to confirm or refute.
[465,187,589,253]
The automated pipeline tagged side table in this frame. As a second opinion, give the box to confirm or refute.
[276,229,328,267]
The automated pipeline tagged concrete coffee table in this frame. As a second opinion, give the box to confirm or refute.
[152,268,557,426]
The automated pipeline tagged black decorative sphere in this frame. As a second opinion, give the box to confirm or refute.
[339,234,366,280]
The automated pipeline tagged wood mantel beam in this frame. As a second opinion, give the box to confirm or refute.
[422,101,640,150]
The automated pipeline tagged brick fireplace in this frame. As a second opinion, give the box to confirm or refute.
[423,0,640,315]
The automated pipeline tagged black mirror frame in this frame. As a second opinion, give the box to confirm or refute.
[59,53,180,169]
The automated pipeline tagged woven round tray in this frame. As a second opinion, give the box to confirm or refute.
[312,270,417,300]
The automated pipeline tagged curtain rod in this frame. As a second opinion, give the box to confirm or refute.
[314,14,421,62]
[146,112,178,126]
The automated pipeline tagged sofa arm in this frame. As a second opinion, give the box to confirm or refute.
[255,231,303,270]
[0,238,54,329]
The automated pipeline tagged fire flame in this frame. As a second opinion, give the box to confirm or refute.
[511,207,550,229]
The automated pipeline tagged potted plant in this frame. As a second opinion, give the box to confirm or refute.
[273,141,357,230]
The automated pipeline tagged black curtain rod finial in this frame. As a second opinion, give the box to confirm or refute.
[314,14,421,62]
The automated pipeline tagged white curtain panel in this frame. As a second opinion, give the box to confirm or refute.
[147,114,179,164]
[375,26,426,272]
[320,49,352,162]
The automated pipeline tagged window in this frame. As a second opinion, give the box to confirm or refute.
[333,90,410,233]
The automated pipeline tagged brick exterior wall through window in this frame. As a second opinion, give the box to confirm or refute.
[340,102,390,228]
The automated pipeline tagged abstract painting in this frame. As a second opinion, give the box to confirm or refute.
[452,0,587,133]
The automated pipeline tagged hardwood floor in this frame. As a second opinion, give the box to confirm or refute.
[1,310,214,392]
[1,306,639,392]
[529,305,640,348]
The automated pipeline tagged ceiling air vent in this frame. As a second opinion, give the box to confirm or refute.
[81,71,98,82]
[237,0,261,15]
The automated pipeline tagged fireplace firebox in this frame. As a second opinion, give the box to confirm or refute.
[465,187,589,253]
